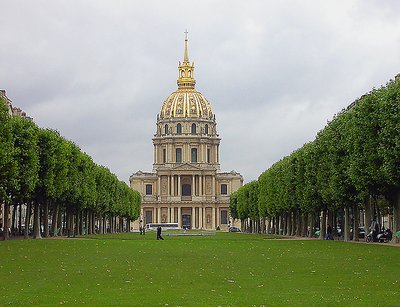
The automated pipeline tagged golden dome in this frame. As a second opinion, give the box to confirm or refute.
[160,89,213,119]
[159,32,214,120]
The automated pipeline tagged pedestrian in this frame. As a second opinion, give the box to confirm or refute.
[326,224,333,240]
[157,226,164,240]
[139,226,143,235]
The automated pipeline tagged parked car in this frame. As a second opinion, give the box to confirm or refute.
[228,226,241,233]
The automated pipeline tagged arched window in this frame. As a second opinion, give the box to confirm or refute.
[181,70,185,77]
[188,70,191,77]
[177,123,182,134]
[165,124,168,135]
[191,123,196,134]
[205,124,209,135]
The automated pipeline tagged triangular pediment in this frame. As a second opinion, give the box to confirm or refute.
[171,163,202,171]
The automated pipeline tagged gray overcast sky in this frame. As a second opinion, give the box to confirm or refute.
[1,0,400,184]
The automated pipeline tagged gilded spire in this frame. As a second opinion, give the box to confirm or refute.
[184,29,189,63]
[177,31,195,89]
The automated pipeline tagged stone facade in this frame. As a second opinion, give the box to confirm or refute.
[130,35,243,230]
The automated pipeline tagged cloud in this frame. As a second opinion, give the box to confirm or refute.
[1,0,400,184]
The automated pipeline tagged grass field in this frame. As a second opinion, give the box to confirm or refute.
[1,231,399,306]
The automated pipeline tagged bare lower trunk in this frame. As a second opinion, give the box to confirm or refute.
[308,212,314,238]
[2,203,10,240]
[302,212,308,237]
[344,206,350,242]
[51,203,59,237]
[365,197,373,232]
[43,201,49,238]
[33,202,42,239]
[11,204,17,237]
[353,204,360,241]
[24,203,31,239]
[319,209,327,240]
[393,190,400,243]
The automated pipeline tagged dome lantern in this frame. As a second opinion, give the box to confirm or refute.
[177,30,196,89]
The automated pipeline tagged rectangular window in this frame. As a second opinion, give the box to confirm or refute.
[176,148,182,163]
[191,148,197,163]
[221,184,228,195]
[207,148,211,163]
[145,184,153,195]
[163,148,166,163]
[220,210,228,224]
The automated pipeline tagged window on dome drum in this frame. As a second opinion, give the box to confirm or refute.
[188,71,191,77]
[191,123,196,134]
[205,124,209,135]
[220,210,228,225]
[221,184,228,195]
[163,149,166,163]
[207,148,211,163]
[165,124,168,135]
[176,148,182,163]
[177,123,182,134]
[191,148,197,163]
[145,184,152,195]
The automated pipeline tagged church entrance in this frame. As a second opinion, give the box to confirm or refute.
[182,214,191,229]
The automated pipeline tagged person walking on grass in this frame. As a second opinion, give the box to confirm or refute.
[326,224,333,240]
[157,226,164,240]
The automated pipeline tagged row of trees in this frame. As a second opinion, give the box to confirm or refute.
[0,98,141,240]
[230,75,400,242]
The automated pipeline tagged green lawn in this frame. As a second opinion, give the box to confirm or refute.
[1,232,399,306]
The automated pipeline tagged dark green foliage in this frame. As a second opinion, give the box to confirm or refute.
[0,98,141,239]
[233,76,400,233]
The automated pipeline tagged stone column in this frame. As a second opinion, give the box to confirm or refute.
[158,208,161,223]
[167,175,170,196]
[157,177,161,198]
[192,207,196,229]
[167,207,171,223]
[171,175,175,196]
[199,175,202,196]
[178,175,181,196]
[216,207,220,228]
[212,177,216,199]
[199,207,203,229]
[171,207,175,223]
[212,207,215,229]
[192,175,195,196]
[178,207,182,228]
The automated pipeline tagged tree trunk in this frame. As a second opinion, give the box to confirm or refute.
[11,203,17,237]
[43,201,49,238]
[51,203,59,237]
[392,190,400,243]
[353,204,360,241]
[295,210,301,237]
[24,203,31,239]
[307,212,313,238]
[2,203,10,240]
[286,212,291,236]
[344,206,350,242]
[18,204,23,235]
[365,196,373,232]
[33,203,42,239]
[302,212,308,237]
[319,210,327,240]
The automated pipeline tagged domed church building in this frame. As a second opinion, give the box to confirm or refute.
[130,34,243,230]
